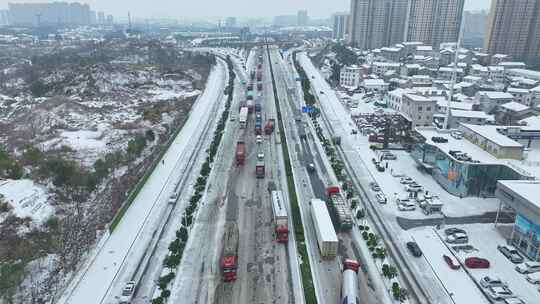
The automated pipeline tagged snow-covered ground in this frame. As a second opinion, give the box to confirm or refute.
[409,227,489,304]
[0,179,53,223]
[57,59,227,304]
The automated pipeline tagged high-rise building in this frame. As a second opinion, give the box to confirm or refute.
[297,10,309,26]
[0,10,9,26]
[97,11,105,24]
[225,17,237,28]
[463,10,487,48]
[273,15,296,27]
[332,13,349,39]
[348,0,407,49]
[8,2,93,26]
[485,0,540,62]
[404,0,465,49]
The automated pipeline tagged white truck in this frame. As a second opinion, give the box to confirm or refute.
[239,107,249,129]
[119,281,135,304]
[310,198,338,258]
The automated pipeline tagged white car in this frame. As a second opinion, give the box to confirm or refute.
[119,281,135,304]
[516,261,540,274]
[445,232,468,244]
[526,272,540,284]
[376,193,387,204]
[256,135,263,144]
[405,184,423,192]
[486,286,514,301]
[479,276,507,289]
[398,204,416,211]
[504,298,525,304]
[257,152,265,161]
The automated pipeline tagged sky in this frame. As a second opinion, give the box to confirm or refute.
[0,0,492,20]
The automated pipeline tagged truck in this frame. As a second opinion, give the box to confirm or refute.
[246,99,254,113]
[247,83,254,91]
[257,82,263,91]
[265,119,275,135]
[326,186,354,231]
[341,260,361,304]
[250,71,256,81]
[271,190,288,242]
[256,160,265,178]
[239,107,249,129]
[254,103,261,113]
[235,141,246,166]
[255,122,262,135]
[257,71,262,82]
[246,90,254,100]
[220,222,239,281]
[310,198,338,258]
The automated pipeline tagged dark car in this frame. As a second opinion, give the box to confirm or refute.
[432,136,449,143]
[465,257,490,269]
[498,245,524,264]
[406,242,422,257]
[443,254,460,270]
[444,228,466,236]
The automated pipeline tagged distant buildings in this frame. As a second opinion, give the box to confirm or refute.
[297,10,309,26]
[273,15,297,27]
[0,10,9,26]
[404,0,465,49]
[348,0,464,50]
[225,17,237,28]
[463,10,487,48]
[5,2,112,26]
[332,13,349,40]
[340,65,362,88]
[485,0,540,62]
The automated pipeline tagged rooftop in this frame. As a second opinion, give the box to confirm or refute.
[507,87,530,94]
[498,180,540,210]
[477,91,514,99]
[404,93,433,102]
[500,101,530,112]
[437,100,474,111]
[451,110,494,120]
[460,124,523,148]
[507,69,540,81]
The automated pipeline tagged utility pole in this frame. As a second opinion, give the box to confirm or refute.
[443,17,465,130]
[128,11,132,31]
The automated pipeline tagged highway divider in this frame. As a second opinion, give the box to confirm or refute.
[266,45,317,304]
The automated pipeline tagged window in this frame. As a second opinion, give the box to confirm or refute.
[427,107,431,111]
[418,106,423,111]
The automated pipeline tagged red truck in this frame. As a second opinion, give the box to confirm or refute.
[236,141,246,166]
[264,119,275,135]
[221,222,239,281]
[271,190,288,242]
[256,161,265,178]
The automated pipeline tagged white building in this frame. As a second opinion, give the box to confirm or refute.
[475,91,515,113]
[340,65,362,88]
[362,79,389,92]
[507,87,531,106]
[401,93,436,127]
[531,85,540,107]
[372,62,401,76]
[506,69,540,81]
[438,67,464,81]
[437,110,494,129]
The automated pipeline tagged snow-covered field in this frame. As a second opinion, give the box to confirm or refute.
[0,179,53,223]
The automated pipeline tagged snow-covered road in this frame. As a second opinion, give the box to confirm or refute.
[58,59,227,304]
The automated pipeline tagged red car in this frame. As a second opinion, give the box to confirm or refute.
[465,257,490,269]
[443,254,460,270]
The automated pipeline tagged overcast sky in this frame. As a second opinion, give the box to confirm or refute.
[0,0,492,20]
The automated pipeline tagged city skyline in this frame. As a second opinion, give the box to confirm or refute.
[0,0,491,20]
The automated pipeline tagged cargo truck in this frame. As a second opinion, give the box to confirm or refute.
[236,141,246,166]
[250,71,255,81]
[255,161,265,178]
[247,83,253,91]
[271,190,288,242]
[246,100,254,113]
[264,119,275,135]
[221,222,239,281]
[310,198,338,258]
[326,186,354,231]
[255,123,262,135]
[239,107,248,129]
[257,71,262,82]
[255,103,261,113]
[341,260,361,304]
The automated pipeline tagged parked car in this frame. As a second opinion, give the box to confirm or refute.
[498,245,524,264]
[370,182,381,192]
[526,271,540,284]
[256,135,263,144]
[480,276,507,288]
[406,242,422,257]
[257,152,265,161]
[444,228,466,236]
[376,165,385,172]
[432,136,449,143]
[307,163,316,173]
[446,232,468,244]
[503,298,526,304]
[391,171,405,178]
[376,193,387,204]
[451,131,463,140]
[382,152,397,160]
[398,201,416,211]
[400,177,415,184]
[396,196,411,204]
[119,281,136,304]
[486,286,514,301]
[405,183,424,193]
[443,254,460,269]
[465,257,490,269]
[516,261,540,274]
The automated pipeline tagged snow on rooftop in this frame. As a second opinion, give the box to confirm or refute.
[507,68,540,80]
[416,45,433,51]
[477,91,514,99]
[498,180,540,209]
[436,100,474,111]
[519,116,540,128]
[500,101,530,112]
[507,87,530,94]
[451,110,493,120]
[311,198,338,242]
[461,124,523,148]
[404,93,432,102]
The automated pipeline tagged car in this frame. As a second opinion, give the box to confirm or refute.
[376,193,387,204]
[451,131,463,140]
[396,196,411,204]
[444,227,467,236]
[526,271,540,284]
[398,205,416,211]
[230,115,236,121]
[503,298,526,304]
[400,177,415,184]
[351,129,358,135]
[370,182,380,192]
[320,91,324,94]
[515,261,540,274]
[376,165,385,172]
[256,135,263,144]
[446,232,468,244]
[391,171,405,178]
[405,184,424,193]
[498,245,525,263]
[257,152,265,161]
[480,276,508,288]
[382,152,397,160]
[119,281,136,304]
[406,242,422,257]
[465,257,490,269]
[443,254,460,270]
[486,286,514,301]
[307,163,316,173]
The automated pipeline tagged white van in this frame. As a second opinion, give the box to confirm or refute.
[516,261,540,274]
[526,272,540,284]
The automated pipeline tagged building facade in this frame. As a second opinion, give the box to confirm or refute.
[404,0,465,49]
[485,0,540,62]
[332,13,349,39]
[340,65,362,88]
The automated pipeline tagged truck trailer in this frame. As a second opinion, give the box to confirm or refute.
[239,107,249,129]
[220,222,239,281]
[310,198,338,258]
[265,119,275,135]
[341,259,361,304]
[271,190,288,242]
[235,141,246,166]
[255,161,265,178]
[246,99,254,113]
[326,186,354,231]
